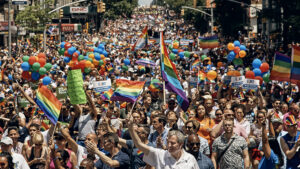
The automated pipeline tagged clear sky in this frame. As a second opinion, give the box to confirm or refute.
[138,0,153,6]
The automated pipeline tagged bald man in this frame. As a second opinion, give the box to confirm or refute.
[187,134,214,169]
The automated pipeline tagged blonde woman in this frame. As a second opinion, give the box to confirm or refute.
[25,132,50,169]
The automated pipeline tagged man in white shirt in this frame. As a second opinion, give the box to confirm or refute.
[127,116,199,169]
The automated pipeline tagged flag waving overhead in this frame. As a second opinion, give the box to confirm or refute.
[160,32,189,111]
[198,35,219,49]
[35,86,62,125]
[131,26,148,51]
[291,45,300,80]
[110,79,145,103]
[270,52,291,82]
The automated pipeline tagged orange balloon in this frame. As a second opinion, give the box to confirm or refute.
[227,43,235,50]
[100,54,105,59]
[233,70,241,76]
[68,60,75,67]
[227,71,234,76]
[85,61,92,68]
[235,54,239,58]
[239,50,246,58]
[234,46,240,54]
[89,53,94,59]
[93,59,99,66]
[173,42,179,49]
[217,62,223,68]
[37,53,46,58]
[207,70,217,80]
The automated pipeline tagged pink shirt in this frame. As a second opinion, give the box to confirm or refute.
[218,121,248,139]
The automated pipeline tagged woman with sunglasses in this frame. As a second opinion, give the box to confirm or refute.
[0,152,14,169]
[25,132,50,169]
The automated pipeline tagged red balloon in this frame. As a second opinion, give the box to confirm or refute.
[255,76,263,85]
[37,53,46,58]
[260,63,269,73]
[64,43,72,50]
[234,47,240,54]
[64,51,71,57]
[37,58,46,67]
[72,52,79,61]
[22,71,31,80]
[178,49,184,53]
[78,60,86,70]
[245,71,255,79]
[28,56,37,65]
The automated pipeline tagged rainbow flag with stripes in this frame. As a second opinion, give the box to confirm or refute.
[137,149,144,159]
[41,120,50,131]
[198,35,219,49]
[35,86,62,124]
[291,46,300,80]
[191,59,201,70]
[101,89,113,101]
[86,42,94,47]
[120,102,127,109]
[110,79,145,103]
[238,91,245,100]
[286,96,293,104]
[136,58,156,67]
[160,32,189,111]
[148,79,162,92]
[138,65,146,72]
[198,71,206,84]
[270,52,291,82]
[131,26,148,51]
[107,66,114,74]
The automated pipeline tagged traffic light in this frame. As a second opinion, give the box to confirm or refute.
[181,9,184,16]
[59,9,63,18]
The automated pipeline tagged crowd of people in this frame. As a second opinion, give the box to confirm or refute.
[0,6,299,169]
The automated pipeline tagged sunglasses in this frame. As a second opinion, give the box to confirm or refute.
[215,113,222,116]
[189,142,200,146]
[35,144,43,146]
[79,167,86,169]
[185,126,193,129]
[0,162,7,166]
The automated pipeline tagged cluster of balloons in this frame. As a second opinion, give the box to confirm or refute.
[60,42,109,74]
[245,58,270,85]
[227,40,247,62]
[168,41,191,61]
[21,53,52,85]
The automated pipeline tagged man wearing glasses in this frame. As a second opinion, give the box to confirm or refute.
[283,103,300,131]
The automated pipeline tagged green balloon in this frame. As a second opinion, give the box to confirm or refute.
[22,56,29,62]
[44,63,52,71]
[32,62,40,71]
[263,73,270,83]
[170,53,176,61]
[59,48,65,55]
[201,55,207,60]
[122,65,128,71]
[99,60,104,66]
[78,55,84,61]
[233,58,243,66]
[84,67,91,73]
[184,51,190,58]
[168,44,173,50]
[39,67,47,75]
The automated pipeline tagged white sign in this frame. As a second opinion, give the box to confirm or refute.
[12,0,27,5]
[93,79,111,94]
[70,7,88,14]
[242,79,260,91]
[189,77,198,88]
[231,76,245,89]
[180,39,190,46]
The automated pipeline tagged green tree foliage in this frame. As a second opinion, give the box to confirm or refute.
[16,0,57,33]
[102,0,138,20]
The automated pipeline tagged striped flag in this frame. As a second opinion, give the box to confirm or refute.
[131,26,148,51]
[270,52,291,82]
[160,32,189,111]
[198,35,219,49]
[291,45,300,80]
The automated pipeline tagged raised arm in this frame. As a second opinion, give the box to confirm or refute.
[15,83,36,105]
[59,123,78,153]
[85,89,98,120]
[262,122,271,158]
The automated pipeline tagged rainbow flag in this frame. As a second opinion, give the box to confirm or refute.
[286,96,293,104]
[120,102,127,109]
[270,52,291,82]
[86,42,94,47]
[41,120,50,131]
[198,35,219,49]
[291,46,300,80]
[35,86,62,124]
[160,32,189,111]
[238,91,245,100]
[110,79,145,103]
[107,66,114,74]
[138,65,146,72]
[27,39,31,46]
[137,149,144,159]
[191,59,201,70]
[136,58,156,67]
[198,71,206,84]
[101,89,113,101]
[148,79,162,92]
[131,26,148,51]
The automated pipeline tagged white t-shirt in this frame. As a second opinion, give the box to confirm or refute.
[12,153,30,169]
[77,145,99,167]
[143,147,199,169]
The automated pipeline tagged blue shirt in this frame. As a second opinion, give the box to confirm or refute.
[95,150,130,169]
[258,150,278,169]
[148,127,169,148]
[196,152,214,169]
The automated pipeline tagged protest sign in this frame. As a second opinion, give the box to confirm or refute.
[180,39,190,46]
[67,69,87,104]
[93,79,112,94]
[223,76,232,85]
[231,76,245,89]
[17,97,30,108]
[190,76,198,88]
[242,79,260,91]
[56,86,68,100]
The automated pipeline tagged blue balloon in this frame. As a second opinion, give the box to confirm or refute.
[42,76,52,85]
[179,52,184,58]
[253,68,262,77]
[252,59,262,68]
[98,44,105,50]
[172,49,178,54]
[94,53,101,61]
[102,50,108,57]
[68,47,76,55]
[124,59,130,65]
[84,56,89,60]
[98,48,103,54]
[229,51,235,57]
[234,40,240,47]
[240,45,246,51]
[8,74,13,80]
[227,54,235,61]
[64,57,71,63]
[21,62,30,71]
[94,48,99,53]
[31,72,40,81]
[60,42,65,48]
[75,50,80,55]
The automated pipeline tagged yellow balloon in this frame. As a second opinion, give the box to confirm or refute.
[207,70,217,80]
[227,43,235,51]
[239,50,246,58]
[89,53,94,59]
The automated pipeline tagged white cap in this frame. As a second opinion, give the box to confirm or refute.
[0,137,13,145]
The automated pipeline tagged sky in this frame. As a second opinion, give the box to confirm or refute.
[138,0,153,6]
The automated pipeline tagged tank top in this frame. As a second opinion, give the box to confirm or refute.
[282,131,300,169]
[49,149,73,169]
[28,147,46,169]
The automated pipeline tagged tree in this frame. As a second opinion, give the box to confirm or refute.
[102,0,138,20]
[16,0,57,33]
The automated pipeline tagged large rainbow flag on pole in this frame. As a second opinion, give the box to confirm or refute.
[131,26,148,51]
[291,45,300,80]
[160,32,189,111]
[198,35,219,49]
[270,52,291,82]
[35,86,62,124]
[110,79,145,103]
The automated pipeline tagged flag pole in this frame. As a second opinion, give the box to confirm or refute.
[160,31,166,105]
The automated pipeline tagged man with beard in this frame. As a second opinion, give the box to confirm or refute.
[186,134,214,169]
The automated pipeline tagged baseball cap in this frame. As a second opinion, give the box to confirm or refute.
[271,118,282,124]
[0,137,13,145]
[285,115,297,126]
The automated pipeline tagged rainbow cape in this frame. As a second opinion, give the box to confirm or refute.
[160,32,189,111]
[35,86,62,124]
[291,45,300,80]
[270,52,291,82]
[198,35,219,49]
[110,79,145,103]
[131,26,148,51]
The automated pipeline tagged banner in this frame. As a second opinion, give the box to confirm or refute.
[242,79,260,91]
[93,79,111,94]
[230,76,245,89]
[180,39,190,46]
[67,69,87,104]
